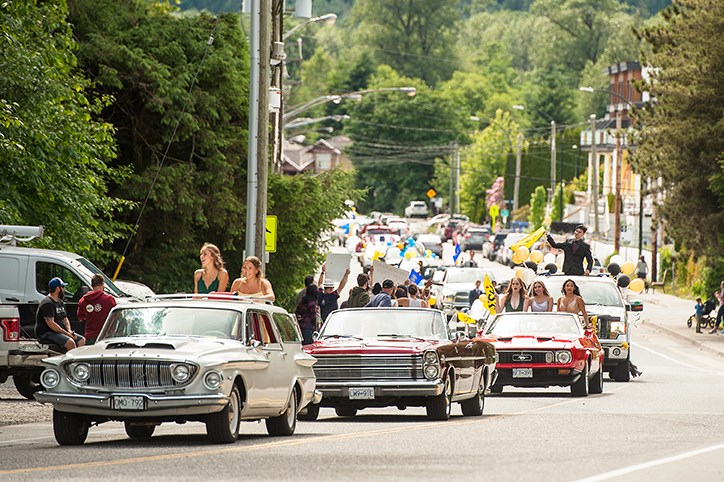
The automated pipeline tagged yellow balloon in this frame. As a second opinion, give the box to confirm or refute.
[628,278,645,293]
[529,250,543,264]
[405,250,413,259]
[621,261,636,275]
[425,249,432,257]
[514,267,525,279]
[515,246,530,261]
[479,294,485,302]
[397,243,404,249]
[428,297,436,307]
[372,251,382,260]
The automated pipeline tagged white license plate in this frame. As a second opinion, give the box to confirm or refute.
[512,368,533,378]
[112,395,145,410]
[348,387,374,400]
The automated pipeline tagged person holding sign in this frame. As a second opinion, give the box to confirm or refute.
[545,225,593,276]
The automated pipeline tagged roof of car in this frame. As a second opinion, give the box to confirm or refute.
[116,295,290,314]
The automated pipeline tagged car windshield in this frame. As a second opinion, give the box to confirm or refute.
[76,257,126,297]
[446,269,494,283]
[486,314,583,337]
[99,307,241,340]
[541,278,624,307]
[320,309,448,340]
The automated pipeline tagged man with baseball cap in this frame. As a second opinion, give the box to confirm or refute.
[545,224,593,276]
[317,265,351,322]
[365,279,395,307]
[35,277,85,351]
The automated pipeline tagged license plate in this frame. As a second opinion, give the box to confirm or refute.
[112,395,145,410]
[512,368,533,378]
[348,387,374,400]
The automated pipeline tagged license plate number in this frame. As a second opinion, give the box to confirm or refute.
[348,387,374,400]
[112,395,145,410]
[512,368,533,378]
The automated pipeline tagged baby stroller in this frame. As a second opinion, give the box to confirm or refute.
[687,299,717,329]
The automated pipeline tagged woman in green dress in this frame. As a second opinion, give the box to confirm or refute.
[194,243,229,294]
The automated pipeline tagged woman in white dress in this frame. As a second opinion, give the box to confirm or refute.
[525,280,554,312]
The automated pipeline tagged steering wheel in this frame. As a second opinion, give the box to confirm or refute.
[200,330,228,338]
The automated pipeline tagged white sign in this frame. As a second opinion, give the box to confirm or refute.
[324,248,352,283]
[371,260,409,286]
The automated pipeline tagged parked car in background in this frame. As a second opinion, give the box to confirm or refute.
[415,233,444,258]
[496,232,527,267]
[432,267,497,319]
[303,308,497,421]
[459,225,493,252]
[441,215,469,242]
[386,218,410,237]
[484,232,509,261]
[114,280,155,300]
[404,201,429,218]
[479,312,604,397]
[36,297,320,445]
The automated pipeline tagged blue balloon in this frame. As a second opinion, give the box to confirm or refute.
[431,253,438,259]
[407,237,416,246]
[387,241,392,246]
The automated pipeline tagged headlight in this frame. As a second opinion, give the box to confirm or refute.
[70,362,90,382]
[170,363,191,383]
[555,350,572,364]
[203,371,222,390]
[610,321,626,335]
[424,365,439,379]
[545,352,554,363]
[423,351,438,364]
[41,368,60,389]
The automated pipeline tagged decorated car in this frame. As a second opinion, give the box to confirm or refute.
[35,297,321,445]
[302,308,497,421]
[479,312,604,397]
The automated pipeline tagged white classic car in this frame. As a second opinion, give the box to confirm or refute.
[35,297,321,445]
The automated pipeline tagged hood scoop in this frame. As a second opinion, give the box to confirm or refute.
[106,341,176,350]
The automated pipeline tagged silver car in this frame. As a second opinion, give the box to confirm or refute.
[35,297,321,445]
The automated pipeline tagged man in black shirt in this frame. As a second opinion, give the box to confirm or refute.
[35,277,85,351]
[546,224,593,276]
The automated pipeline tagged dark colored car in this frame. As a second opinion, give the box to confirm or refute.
[303,308,497,421]
[485,232,509,261]
[415,233,444,258]
[460,226,493,251]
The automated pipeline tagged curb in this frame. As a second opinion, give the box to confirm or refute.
[641,319,724,360]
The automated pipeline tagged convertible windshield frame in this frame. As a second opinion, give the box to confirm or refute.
[320,309,449,341]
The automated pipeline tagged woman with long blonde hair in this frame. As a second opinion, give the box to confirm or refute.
[525,280,554,312]
[230,256,275,301]
[194,243,229,294]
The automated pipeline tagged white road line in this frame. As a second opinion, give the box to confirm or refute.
[574,442,724,481]
[632,341,723,374]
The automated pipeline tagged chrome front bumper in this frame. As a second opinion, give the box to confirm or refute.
[316,379,444,399]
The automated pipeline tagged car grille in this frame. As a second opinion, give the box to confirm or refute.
[593,315,619,339]
[313,355,423,381]
[498,351,549,364]
[65,360,197,389]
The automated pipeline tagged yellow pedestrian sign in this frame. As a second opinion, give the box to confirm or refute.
[265,215,277,253]
[426,189,437,199]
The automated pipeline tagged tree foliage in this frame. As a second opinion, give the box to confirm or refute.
[0,0,129,256]
[529,185,547,229]
[633,0,724,290]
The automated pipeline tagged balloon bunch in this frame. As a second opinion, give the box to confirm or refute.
[606,255,644,293]
[512,246,560,276]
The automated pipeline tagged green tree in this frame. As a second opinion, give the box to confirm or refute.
[0,0,129,256]
[634,0,724,292]
[550,182,564,222]
[529,185,547,228]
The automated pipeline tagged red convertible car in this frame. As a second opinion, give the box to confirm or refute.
[478,312,604,397]
[302,308,497,421]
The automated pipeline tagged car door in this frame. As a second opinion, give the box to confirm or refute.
[248,310,289,411]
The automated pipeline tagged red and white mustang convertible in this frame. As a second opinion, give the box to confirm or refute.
[478,312,604,397]
[303,308,497,420]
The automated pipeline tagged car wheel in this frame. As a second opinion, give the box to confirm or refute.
[124,422,156,439]
[460,385,484,417]
[334,406,358,417]
[490,384,503,394]
[589,363,604,394]
[53,409,89,446]
[13,374,41,400]
[297,402,320,421]
[614,359,631,382]
[571,363,589,397]
[206,384,241,443]
[266,389,297,436]
[426,376,452,421]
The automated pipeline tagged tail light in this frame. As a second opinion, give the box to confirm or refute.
[1,317,20,342]
[465,233,471,238]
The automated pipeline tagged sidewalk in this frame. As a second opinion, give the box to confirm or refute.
[635,290,724,359]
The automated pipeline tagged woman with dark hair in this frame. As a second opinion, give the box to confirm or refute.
[525,280,554,312]
[394,286,409,307]
[407,284,429,308]
[557,279,589,326]
[498,276,527,312]
[230,256,275,301]
[295,284,319,345]
[194,243,229,293]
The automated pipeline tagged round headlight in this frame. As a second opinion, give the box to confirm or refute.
[545,352,554,363]
[424,351,438,364]
[555,350,572,364]
[71,363,90,382]
[203,371,222,390]
[41,368,60,389]
[171,364,191,383]
[612,347,621,356]
[424,364,439,379]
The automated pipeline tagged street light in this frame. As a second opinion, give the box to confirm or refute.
[284,114,350,130]
[580,86,631,251]
[283,87,416,122]
[512,105,557,203]
[284,13,337,40]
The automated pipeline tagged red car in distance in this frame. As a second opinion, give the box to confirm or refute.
[302,308,497,421]
[477,312,604,397]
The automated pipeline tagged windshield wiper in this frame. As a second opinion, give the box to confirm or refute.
[321,334,363,340]
[377,334,426,341]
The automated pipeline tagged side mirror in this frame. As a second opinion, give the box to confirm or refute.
[249,339,262,349]
[312,331,319,342]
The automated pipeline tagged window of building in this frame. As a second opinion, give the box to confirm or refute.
[316,153,331,170]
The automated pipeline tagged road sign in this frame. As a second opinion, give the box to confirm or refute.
[426,189,437,199]
[489,204,500,218]
[265,215,277,253]
[501,209,509,218]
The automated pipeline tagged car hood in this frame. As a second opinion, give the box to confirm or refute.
[59,336,243,361]
[306,338,447,356]
[487,335,577,350]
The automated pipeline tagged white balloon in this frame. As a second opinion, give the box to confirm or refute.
[543,253,556,264]
[610,255,624,266]
[523,268,536,286]
[556,253,565,266]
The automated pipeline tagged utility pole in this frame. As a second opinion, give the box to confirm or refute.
[270,0,284,174]
[245,0,261,259]
[638,175,645,256]
[449,143,455,213]
[454,142,460,216]
[613,110,622,252]
[590,114,599,235]
[254,0,271,266]
[513,132,522,211]
[550,120,556,202]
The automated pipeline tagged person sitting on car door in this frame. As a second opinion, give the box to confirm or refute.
[77,274,117,344]
[36,277,86,352]
[545,225,593,276]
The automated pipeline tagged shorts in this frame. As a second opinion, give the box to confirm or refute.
[637,273,646,279]
[40,331,85,347]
